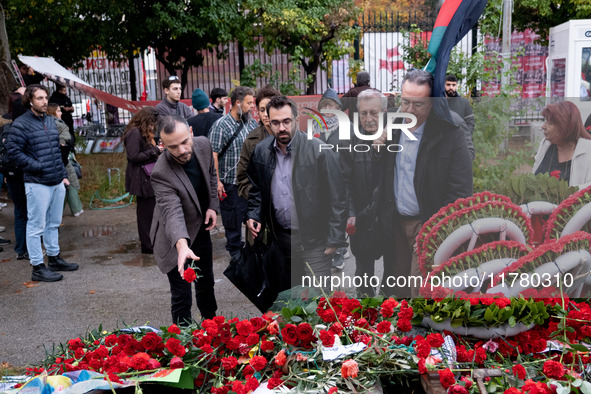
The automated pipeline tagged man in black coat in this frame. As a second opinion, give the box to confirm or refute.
[373,70,473,297]
[246,96,347,292]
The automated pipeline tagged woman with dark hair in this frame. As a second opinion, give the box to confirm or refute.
[123,107,162,254]
[533,101,591,188]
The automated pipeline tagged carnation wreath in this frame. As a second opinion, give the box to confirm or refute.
[419,241,532,298]
[487,231,591,297]
[543,185,591,241]
[418,199,533,276]
[416,192,512,253]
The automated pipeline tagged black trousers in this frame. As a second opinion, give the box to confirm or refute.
[166,226,217,325]
[136,195,155,253]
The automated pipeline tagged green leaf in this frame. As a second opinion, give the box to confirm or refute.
[484,308,494,323]
[508,316,516,327]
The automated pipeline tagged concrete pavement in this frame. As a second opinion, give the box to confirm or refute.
[0,203,260,367]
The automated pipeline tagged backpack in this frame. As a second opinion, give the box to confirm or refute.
[0,122,22,177]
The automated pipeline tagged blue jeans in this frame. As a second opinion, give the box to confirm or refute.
[25,182,66,266]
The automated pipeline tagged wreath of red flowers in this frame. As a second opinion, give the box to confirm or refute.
[488,231,591,291]
[417,192,513,253]
[420,240,532,298]
[418,200,533,276]
[543,185,591,241]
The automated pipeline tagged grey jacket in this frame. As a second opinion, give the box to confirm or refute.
[154,99,194,120]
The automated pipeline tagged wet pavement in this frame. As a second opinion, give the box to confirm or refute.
[0,202,261,367]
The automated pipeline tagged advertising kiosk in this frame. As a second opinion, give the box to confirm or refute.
[547,19,591,100]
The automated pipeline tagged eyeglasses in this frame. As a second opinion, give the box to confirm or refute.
[168,76,179,80]
[401,99,426,109]
[270,118,293,129]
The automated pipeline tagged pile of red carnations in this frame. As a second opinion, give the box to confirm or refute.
[19,293,591,393]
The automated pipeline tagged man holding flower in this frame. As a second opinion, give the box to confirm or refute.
[150,115,219,325]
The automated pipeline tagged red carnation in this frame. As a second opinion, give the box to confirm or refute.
[426,333,444,348]
[104,334,118,347]
[438,368,456,389]
[415,340,431,359]
[221,356,238,371]
[281,324,298,345]
[376,321,392,334]
[236,320,254,337]
[267,378,284,389]
[170,356,184,369]
[397,318,412,332]
[512,364,526,380]
[328,388,338,394]
[543,360,565,379]
[130,352,150,371]
[246,333,260,346]
[250,355,267,371]
[320,330,335,347]
[448,384,468,394]
[183,267,196,283]
[550,170,561,179]
[168,324,181,334]
[243,364,255,378]
[346,224,357,235]
[418,359,427,374]
[165,337,186,357]
[261,340,275,352]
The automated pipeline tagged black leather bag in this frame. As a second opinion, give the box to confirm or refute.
[223,236,289,313]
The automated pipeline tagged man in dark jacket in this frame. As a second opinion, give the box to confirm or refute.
[7,85,79,282]
[246,96,347,292]
[374,70,473,297]
[188,88,222,137]
[445,74,475,159]
[340,89,386,295]
[342,71,373,122]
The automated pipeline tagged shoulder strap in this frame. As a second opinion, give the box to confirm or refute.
[218,122,245,159]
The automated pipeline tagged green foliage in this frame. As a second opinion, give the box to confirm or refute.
[411,297,552,328]
[483,0,589,44]
[491,173,579,205]
[239,60,310,96]
[471,97,532,192]
[4,0,98,67]
[400,27,430,70]
[243,0,360,95]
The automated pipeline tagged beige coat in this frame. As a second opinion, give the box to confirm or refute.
[533,138,591,189]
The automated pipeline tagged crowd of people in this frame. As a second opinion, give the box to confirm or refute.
[3,66,591,325]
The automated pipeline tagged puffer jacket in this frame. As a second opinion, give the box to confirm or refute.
[7,110,67,186]
[246,130,347,248]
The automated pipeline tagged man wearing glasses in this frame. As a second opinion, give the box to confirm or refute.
[373,69,472,297]
[155,76,194,120]
[245,96,347,292]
